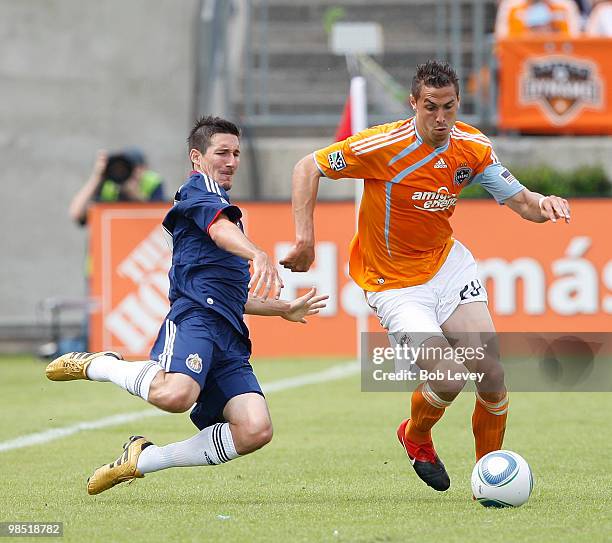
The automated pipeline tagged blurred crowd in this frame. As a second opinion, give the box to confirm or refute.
[495,0,612,37]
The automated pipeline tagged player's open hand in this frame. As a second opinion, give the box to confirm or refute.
[250,250,283,300]
[540,195,570,224]
[282,287,329,323]
[279,242,315,272]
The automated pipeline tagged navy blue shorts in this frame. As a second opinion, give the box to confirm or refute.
[150,310,263,430]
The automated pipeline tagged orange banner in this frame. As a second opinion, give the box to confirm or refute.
[497,37,612,134]
[90,200,612,358]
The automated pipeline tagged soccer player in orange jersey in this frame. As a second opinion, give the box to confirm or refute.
[281,60,570,492]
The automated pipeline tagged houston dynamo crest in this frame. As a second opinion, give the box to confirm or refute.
[453,165,473,186]
[520,56,603,125]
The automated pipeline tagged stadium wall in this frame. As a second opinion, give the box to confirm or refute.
[0,0,199,342]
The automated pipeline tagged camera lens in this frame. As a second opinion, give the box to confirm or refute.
[103,154,134,184]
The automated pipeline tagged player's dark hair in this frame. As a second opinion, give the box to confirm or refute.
[411,60,460,100]
[188,115,241,155]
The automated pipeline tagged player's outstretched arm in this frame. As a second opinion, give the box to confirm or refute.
[244,287,328,323]
[209,214,283,300]
[505,188,570,224]
[279,155,322,272]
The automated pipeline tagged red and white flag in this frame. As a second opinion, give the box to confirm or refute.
[334,76,367,141]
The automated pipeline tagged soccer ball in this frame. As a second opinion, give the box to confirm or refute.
[471,450,533,508]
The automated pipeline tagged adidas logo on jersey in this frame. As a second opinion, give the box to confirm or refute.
[433,158,447,169]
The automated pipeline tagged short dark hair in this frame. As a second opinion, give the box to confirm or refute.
[187,115,240,154]
[411,60,459,100]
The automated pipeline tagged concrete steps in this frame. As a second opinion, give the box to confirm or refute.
[236,1,497,130]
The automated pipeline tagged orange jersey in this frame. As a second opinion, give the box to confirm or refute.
[314,118,521,292]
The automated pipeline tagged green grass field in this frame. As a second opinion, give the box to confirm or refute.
[1,355,611,542]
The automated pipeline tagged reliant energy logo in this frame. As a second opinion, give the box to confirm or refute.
[412,186,458,212]
[520,56,603,125]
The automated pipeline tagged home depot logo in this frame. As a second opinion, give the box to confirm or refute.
[104,226,171,353]
[520,56,603,125]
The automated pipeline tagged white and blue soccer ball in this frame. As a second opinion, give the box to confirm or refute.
[471,450,533,508]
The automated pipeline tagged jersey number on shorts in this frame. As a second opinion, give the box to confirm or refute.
[459,279,483,301]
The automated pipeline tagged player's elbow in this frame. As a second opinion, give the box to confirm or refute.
[293,154,319,180]
[294,154,310,172]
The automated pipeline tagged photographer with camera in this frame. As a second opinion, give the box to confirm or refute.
[39,148,167,359]
[69,147,166,225]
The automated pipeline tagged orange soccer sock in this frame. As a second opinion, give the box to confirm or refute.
[405,382,452,444]
[472,391,509,461]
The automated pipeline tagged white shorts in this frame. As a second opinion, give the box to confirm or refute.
[365,240,487,339]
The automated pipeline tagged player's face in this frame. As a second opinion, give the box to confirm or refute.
[193,133,241,190]
[411,85,459,148]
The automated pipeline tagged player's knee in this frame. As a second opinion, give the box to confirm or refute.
[158,396,191,413]
[482,362,505,391]
[436,379,466,401]
[153,384,198,413]
[254,421,274,449]
[264,420,274,443]
[238,419,273,453]
[435,361,469,398]
[250,418,274,448]
[168,395,195,413]
[478,387,507,405]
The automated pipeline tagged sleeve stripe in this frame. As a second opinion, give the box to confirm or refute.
[451,126,491,141]
[206,208,225,234]
[451,127,492,146]
[451,134,492,148]
[354,130,415,156]
[202,174,223,195]
[350,126,414,153]
[349,120,412,151]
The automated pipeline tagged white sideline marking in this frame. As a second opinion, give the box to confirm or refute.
[0,361,359,453]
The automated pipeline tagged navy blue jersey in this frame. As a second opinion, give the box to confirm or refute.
[162,172,250,338]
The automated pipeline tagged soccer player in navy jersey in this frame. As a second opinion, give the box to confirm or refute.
[46,116,328,495]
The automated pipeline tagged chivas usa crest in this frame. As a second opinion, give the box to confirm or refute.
[520,56,603,125]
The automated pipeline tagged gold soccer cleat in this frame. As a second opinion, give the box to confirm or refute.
[45,351,122,381]
[87,435,152,495]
